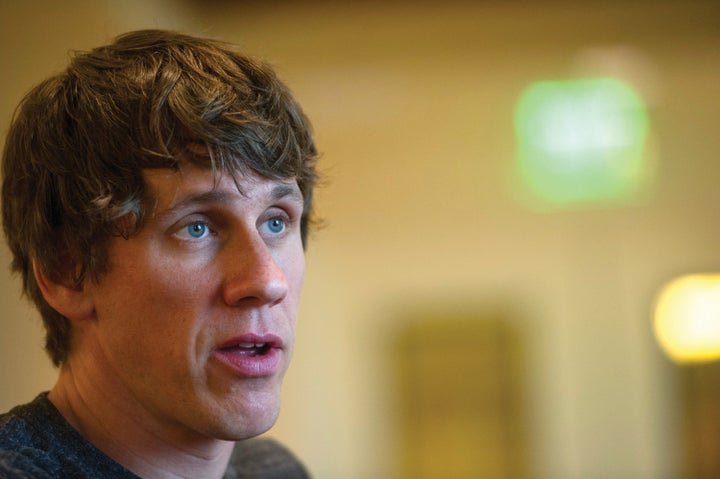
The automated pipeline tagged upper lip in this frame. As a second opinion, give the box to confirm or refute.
[216,333,283,350]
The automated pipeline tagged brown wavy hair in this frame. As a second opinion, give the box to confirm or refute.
[2,30,319,366]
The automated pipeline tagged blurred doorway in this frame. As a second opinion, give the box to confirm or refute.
[393,312,527,479]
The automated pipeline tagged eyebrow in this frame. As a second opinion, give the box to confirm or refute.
[269,183,303,202]
[157,182,303,219]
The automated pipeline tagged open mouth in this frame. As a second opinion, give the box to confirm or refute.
[214,335,283,376]
[221,342,272,357]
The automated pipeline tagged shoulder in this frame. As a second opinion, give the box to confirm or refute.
[225,438,311,479]
[0,449,54,479]
[0,395,57,478]
[0,394,138,479]
[0,394,55,454]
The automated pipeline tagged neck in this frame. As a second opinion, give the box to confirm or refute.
[49,360,234,479]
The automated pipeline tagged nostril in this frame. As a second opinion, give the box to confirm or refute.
[222,270,289,306]
[221,237,289,306]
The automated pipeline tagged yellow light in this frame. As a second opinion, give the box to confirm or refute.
[654,274,720,364]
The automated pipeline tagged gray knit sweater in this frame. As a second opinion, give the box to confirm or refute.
[0,394,310,479]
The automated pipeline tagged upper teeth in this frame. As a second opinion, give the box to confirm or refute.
[238,342,266,348]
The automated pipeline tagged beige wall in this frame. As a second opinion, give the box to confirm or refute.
[2,1,719,478]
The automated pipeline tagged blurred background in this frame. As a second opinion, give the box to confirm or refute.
[1,1,719,478]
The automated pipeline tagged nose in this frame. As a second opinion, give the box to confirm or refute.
[221,232,288,307]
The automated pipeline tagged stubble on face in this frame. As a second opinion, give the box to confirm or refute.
[78,165,306,443]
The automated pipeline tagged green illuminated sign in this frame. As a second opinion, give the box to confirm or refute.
[515,78,649,205]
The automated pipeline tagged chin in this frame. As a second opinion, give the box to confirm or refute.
[215,415,279,441]
[211,393,282,441]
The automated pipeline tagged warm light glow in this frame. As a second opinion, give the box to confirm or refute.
[515,78,649,205]
[654,274,720,363]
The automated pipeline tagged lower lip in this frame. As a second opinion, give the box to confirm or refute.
[213,347,282,378]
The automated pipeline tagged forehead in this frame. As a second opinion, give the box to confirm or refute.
[141,165,301,212]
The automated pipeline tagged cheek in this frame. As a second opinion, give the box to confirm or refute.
[283,251,306,307]
[111,243,214,304]
[92,257,214,355]
[284,255,305,343]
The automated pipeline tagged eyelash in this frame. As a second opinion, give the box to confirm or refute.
[173,210,295,243]
[261,216,287,236]
[177,221,214,241]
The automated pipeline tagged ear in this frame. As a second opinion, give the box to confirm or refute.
[32,261,95,321]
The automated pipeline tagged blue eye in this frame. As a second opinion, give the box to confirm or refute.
[264,218,286,235]
[185,223,209,239]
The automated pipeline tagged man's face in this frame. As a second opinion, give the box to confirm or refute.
[81,164,305,441]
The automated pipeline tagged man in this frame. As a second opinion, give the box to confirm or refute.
[0,30,318,478]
